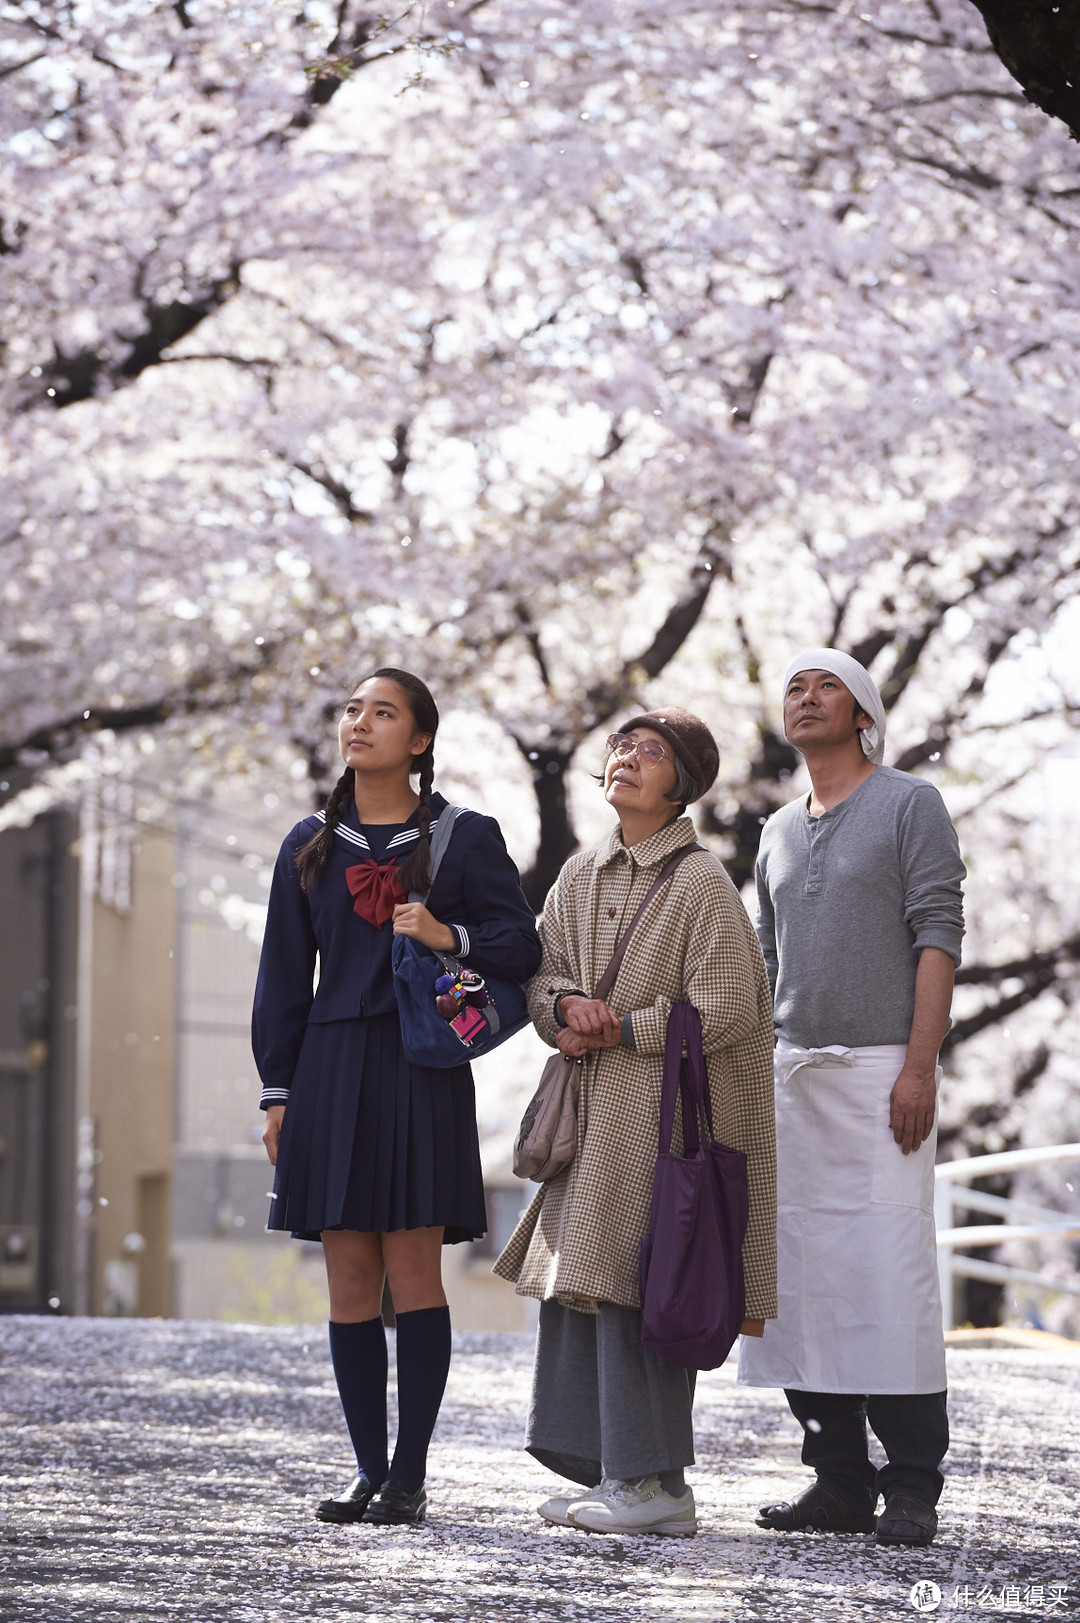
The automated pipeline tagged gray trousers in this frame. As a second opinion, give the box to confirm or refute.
[525,1300,696,1485]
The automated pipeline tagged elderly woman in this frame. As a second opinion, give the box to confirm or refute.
[495,709,776,1538]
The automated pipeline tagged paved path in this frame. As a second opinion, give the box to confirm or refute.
[1,1319,1077,1622]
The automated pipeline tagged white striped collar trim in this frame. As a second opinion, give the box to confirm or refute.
[386,827,423,849]
[314,809,442,856]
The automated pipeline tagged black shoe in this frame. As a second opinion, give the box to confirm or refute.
[756,1481,876,1535]
[315,1473,378,1524]
[875,1492,938,1548]
[364,1481,428,1526]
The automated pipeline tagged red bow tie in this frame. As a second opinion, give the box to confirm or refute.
[345,861,406,928]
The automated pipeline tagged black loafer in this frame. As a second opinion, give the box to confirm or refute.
[315,1472,377,1524]
[756,1481,876,1535]
[364,1481,428,1526]
[875,1492,937,1547]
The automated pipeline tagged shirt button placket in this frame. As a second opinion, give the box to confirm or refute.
[806,819,826,896]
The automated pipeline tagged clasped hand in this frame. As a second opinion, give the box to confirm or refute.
[391,902,456,953]
[556,995,622,1058]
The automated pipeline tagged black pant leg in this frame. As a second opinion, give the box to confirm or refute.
[866,1391,949,1508]
[784,1390,878,1513]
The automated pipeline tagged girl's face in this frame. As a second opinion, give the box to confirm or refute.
[338,678,431,774]
[603,727,678,817]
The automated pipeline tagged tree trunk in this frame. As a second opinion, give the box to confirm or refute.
[958,1171,1014,1330]
[700,724,800,891]
[967,0,1080,141]
[510,531,732,909]
[516,746,577,912]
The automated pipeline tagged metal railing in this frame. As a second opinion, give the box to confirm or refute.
[935,1144,1080,1331]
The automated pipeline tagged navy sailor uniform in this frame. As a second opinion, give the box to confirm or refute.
[253,793,541,1243]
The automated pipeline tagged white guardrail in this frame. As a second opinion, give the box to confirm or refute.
[935,1144,1080,1331]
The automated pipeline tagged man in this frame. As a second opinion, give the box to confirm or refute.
[738,648,965,1549]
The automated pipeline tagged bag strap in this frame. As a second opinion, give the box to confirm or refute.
[403,805,508,1031]
[594,843,701,1003]
[406,802,465,973]
[409,804,464,905]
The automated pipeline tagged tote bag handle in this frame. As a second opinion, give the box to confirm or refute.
[657,1001,715,1159]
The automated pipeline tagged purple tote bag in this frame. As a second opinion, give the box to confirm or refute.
[639,1001,748,1370]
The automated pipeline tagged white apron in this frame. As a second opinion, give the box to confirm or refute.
[739,1039,946,1395]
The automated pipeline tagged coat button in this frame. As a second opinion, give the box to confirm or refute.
[607,906,616,918]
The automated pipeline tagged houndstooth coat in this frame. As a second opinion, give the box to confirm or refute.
[494,816,778,1320]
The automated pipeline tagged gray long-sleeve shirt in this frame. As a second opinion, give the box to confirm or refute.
[756,766,966,1049]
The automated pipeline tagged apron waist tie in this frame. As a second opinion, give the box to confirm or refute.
[774,1039,907,1085]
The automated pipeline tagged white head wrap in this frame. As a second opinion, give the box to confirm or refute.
[782,648,886,765]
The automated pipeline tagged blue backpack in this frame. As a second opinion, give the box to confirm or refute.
[390,806,531,1067]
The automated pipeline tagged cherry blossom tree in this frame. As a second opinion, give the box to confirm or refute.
[3,0,1080,1221]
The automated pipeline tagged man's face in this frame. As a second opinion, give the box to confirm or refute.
[783,669,869,751]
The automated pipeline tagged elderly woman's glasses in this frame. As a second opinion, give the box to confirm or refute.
[606,733,669,765]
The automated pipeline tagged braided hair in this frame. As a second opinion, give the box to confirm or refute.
[294,668,440,895]
[294,766,356,893]
[393,734,436,896]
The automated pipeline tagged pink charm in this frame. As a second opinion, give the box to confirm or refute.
[449,1005,487,1044]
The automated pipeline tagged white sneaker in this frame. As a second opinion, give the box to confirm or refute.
[538,1493,578,1527]
[538,1478,618,1528]
[568,1476,697,1537]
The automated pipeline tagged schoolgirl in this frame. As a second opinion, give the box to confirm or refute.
[254,668,541,1526]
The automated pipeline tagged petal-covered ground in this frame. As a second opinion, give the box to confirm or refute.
[0,1319,1077,1623]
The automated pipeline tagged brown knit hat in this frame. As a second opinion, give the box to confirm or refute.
[617,707,719,802]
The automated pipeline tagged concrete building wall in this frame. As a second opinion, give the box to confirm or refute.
[1,789,184,1321]
[87,825,177,1318]
[43,813,81,1315]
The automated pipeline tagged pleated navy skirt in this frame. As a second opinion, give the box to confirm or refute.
[267,1012,487,1245]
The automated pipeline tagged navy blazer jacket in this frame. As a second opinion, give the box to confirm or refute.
[252,793,541,1106]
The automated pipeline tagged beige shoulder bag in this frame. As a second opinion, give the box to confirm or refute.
[512,845,701,1182]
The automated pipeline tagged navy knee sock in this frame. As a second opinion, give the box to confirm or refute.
[328,1316,389,1488]
[389,1305,452,1492]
